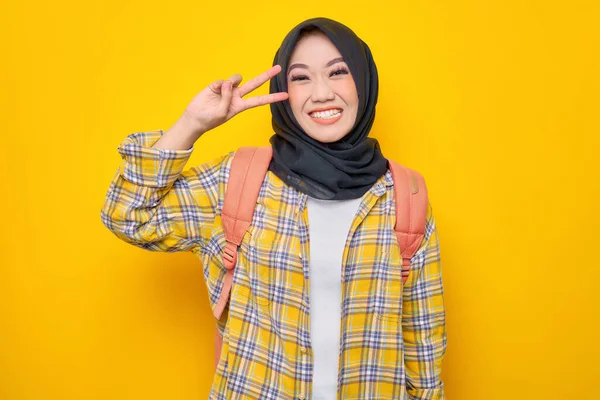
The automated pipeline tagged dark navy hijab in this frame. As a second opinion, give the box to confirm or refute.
[269,17,388,200]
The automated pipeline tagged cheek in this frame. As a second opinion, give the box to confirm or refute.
[287,85,307,115]
[336,79,359,107]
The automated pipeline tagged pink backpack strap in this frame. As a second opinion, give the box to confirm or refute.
[213,146,272,370]
[388,160,429,284]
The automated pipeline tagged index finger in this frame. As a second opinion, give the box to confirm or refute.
[237,65,283,97]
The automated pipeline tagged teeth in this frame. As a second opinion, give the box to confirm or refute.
[310,109,342,119]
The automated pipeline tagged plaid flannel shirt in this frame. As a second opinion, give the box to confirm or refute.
[101,130,447,399]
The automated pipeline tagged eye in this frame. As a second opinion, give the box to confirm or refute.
[290,75,309,82]
[330,67,349,77]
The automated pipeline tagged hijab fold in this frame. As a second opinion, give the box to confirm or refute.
[269,17,388,200]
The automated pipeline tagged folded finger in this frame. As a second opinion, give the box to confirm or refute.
[208,79,225,94]
[226,74,243,88]
[219,80,234,115]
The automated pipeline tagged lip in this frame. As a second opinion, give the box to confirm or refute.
[308,108,343,125]
[308,106,343,114]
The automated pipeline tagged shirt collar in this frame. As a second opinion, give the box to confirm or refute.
[369,169,393,197]
[293,169,393,211]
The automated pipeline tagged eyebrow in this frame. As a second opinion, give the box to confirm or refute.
[287,57,346,74]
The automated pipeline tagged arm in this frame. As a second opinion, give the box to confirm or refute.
[100,65,289,251]
[402,202,447,399]
[100,129,231,253]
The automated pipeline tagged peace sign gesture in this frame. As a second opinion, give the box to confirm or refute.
[183,65,289,135]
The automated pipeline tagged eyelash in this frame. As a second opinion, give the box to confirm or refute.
[331,66,349,76]
[290,66,350,82]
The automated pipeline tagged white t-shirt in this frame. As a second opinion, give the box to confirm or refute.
[306,196,363,400]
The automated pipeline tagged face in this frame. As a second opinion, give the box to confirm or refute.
[286,32,359,143]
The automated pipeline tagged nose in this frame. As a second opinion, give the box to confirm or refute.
[311,77,335,103]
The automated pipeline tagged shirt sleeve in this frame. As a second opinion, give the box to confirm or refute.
[100,129,232,253]
[402,202,447,399]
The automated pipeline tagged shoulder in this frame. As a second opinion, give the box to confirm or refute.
[386,158,427,181]
[177,152,236,201]
[385,159,429,200]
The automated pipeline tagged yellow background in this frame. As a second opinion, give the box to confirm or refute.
[2,0,599,399]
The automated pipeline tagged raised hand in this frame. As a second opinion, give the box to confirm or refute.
[183,65,289,135]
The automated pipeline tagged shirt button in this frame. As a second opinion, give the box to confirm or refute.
[298,253,303,259]
[300,346,307,354]
[298,395,305,400]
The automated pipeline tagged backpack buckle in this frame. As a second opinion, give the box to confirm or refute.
[223,242,238,270]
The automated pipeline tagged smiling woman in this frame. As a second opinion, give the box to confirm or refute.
[269,20,388,202]
[286,34,359,142]
[100,16,446,400]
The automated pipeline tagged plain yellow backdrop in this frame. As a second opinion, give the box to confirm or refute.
[1,0,599,399]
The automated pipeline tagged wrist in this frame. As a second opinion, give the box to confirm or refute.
[181,109,207,137]
[153,115,202,151]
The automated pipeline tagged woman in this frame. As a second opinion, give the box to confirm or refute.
[101,17,446,400]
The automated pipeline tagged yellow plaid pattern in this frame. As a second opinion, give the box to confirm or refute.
[101,130,446,399]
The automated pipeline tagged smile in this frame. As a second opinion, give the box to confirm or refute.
[308,108,343,125]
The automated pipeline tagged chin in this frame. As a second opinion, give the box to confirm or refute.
[301,121,352,143]
[305,129,349,143]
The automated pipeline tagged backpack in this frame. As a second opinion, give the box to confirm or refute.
[213,146,428,369]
